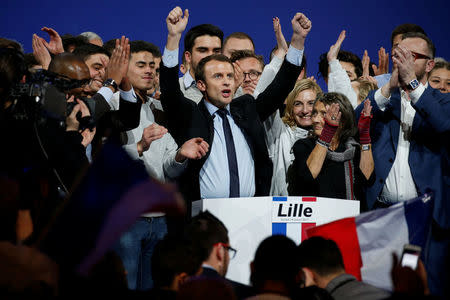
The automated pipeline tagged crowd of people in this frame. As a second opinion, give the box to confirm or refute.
[0,5,449,299]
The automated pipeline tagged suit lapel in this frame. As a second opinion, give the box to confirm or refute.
[388,89,402,153]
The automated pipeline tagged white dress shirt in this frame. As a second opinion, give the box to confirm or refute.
[374,83,427,203]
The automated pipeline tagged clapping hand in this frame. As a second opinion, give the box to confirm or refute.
[32,34,51,69]
[372,47,389,75]
[104,36,130,86]
[327,30,346,62]
[39,27,64,54]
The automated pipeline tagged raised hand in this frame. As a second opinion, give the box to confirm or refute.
[40,27,64,54]
[392,45,416,85]
[242,80,257,95]
[166,6,189,36]
[273,17,288,57]
[290,12,311,50]
[105,36,130,85]
[81,127,96,147]
[32,34,51,69]
[176,137,209,162]
[307,76,317,83]
[137,124,168,156]
[166,7,189,51]
[381,63,399,98]
[324,103,341,127]
[327,30,345,62]
[372,47,389,75]
[233,60,244,88]
[362,49,370,77]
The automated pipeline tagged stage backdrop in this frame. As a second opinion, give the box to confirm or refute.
[1,0,449,90]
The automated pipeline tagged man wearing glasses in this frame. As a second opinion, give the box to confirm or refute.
[230,50,264,96]
[185,211,253,299]
[355,32,450,297]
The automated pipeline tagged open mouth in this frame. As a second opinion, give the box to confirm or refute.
[222,89,231,98]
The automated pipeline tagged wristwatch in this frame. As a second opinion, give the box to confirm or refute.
[361,144,371,151]
[103,78,118,92]
[406,79,420,91]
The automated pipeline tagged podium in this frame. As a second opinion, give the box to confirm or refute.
[192,196,360,285]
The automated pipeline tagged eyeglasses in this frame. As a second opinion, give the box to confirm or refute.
[410,51,431,61]
[243,71,262,80]
[215,242,237,259]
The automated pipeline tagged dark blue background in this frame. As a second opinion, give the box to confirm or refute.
[2,0,449,89]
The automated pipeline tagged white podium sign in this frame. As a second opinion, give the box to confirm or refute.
[192,196,360,285]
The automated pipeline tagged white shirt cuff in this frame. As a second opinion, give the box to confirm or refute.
[119,87,138,103]
[285,45,304,66]
[409,83,426,105]
[374,88,390,111]
[163,47,179,68]
[97,86,114,104]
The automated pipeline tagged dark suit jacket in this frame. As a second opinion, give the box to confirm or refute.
[355,87,450,228]
[201,267,254,300]
[160,60,301,203]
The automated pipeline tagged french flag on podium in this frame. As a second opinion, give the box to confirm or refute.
[304,194,433,291]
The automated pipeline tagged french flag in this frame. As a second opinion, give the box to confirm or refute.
[305,193,433,291]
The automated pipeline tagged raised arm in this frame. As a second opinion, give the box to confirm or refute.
[255,12,310,121]
[358,99,374,179]
[326,30,358,108]
[306,103,340,179]
[253,17,288,98]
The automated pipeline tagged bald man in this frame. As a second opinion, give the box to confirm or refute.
[48,53,141,140]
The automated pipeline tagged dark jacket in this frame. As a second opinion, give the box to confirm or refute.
[160,60,301,204]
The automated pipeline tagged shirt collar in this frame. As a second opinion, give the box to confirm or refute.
[204,100,230,116]
[183,71,196,89]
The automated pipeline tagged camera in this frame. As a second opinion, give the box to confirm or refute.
[9,69,96,131]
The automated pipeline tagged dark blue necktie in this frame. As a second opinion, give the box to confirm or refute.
[216,108,240,197]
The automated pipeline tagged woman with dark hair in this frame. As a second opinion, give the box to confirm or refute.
[288,92,374,209]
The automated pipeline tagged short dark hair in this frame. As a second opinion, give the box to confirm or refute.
[390,23,426,46]
[151,236,203,288]
[401,32,435,58]
[224,32,255,50]
[24,53,40,70]
[250,235,299,291]
[0,48,26,101]
[230,50,264,70]
[61,34,89,52]
[318,50,362,80]
[195,54,233,83]
[185,211,229,261]
[184,24,224,53]
[129,40,161,58]
[102,39,117,55]
[0,38,23,53]
[314,92,357,143]
[297,236,345,277]
[73,43,110,62]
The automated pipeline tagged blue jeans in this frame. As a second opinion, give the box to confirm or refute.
[113,216,167,290]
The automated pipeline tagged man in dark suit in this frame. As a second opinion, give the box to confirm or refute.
[185,211,253,299]
[355,32,450,297]
[160,6,311,204]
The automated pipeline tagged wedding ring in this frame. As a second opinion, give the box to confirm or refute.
[331,116,336,120]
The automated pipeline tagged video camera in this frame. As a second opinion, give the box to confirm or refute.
[8,69,95,131]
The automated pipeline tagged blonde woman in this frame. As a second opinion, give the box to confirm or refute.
[265,79,323,195]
